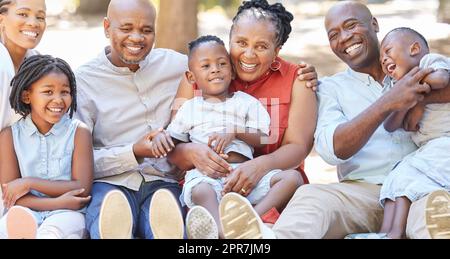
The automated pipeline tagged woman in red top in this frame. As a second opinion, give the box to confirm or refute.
[169,0,317,225]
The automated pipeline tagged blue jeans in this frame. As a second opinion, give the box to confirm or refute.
[86,181,184,239]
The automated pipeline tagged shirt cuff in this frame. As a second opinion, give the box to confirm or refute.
[315,124,351,165]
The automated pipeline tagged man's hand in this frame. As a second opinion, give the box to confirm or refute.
[383,67,433,112]
[188,143,232,179]
[297,62,319,91]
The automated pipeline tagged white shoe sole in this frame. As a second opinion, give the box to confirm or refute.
[6,206,37,239]
[186,206,218,239]
[99,190,133,239]
[149,189,184,239]
[219,193,263,239]
[426,190,450,239]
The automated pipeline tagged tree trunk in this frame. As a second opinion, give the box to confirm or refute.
[156,0,198,54]
[77,0,110,14]
[438,0,450,23]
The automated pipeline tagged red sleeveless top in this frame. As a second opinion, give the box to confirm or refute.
[193,57,308,184]
[230,58,308,183]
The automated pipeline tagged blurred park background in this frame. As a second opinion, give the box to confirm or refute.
[39,0,450,184]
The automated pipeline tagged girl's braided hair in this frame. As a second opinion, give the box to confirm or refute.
[9,55,77,118]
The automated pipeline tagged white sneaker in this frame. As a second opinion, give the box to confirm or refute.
[425,190,450,239]
[186,206,218,239]
[99,190,133,239]
[149,189,184,239]
[219,193,275,239]
[6,206,37,239]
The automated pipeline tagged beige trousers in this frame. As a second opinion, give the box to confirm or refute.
[273,181,431,239]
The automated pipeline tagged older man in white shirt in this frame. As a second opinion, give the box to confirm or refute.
[75,0,188,239]
[271,1,450,239]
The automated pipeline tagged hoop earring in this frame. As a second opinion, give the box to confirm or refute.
[270,60,281,71]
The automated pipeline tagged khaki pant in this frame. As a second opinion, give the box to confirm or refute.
[273,181,431,239]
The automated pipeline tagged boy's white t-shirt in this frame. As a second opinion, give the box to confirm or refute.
[412,53,450,146]
[167,91,271,159]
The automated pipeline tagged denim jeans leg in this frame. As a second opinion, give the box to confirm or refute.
[137,181,185,239]
[86,182,139,239]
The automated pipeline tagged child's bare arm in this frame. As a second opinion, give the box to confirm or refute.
[16,189,91,211]
[236,128,268,148]
[423,69,450,90]
[384,109,409,132]
[15,195,66,211]
[151,130,177,158]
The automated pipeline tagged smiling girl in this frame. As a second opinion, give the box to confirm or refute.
[0,55,93,239]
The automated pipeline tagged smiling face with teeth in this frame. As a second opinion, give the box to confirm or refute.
[187,41,232,101]
[0,0,46,53]
[22,71,72,134]
[380,31,425,81]
[104,0,156,72]
[325,2,381,72]
[230,16,281,83]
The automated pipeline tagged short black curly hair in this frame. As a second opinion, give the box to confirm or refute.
[9,55,77,118]
[384,27,429,51]
[231,0,294,47]
[188,35,225,57]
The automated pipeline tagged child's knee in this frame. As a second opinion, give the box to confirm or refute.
[276,170,304,188]
[191,183,217,204]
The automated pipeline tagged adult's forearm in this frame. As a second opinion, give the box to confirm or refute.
[334,100,391,160]
[256,143,311,173]
[167,143,194,171]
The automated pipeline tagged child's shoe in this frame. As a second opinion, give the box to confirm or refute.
[99,190,133,239]
[6,206,37,239]
[219,193,275,239]
[425,190,450,239]
[186,206,218,239]
[149,189,184,239]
